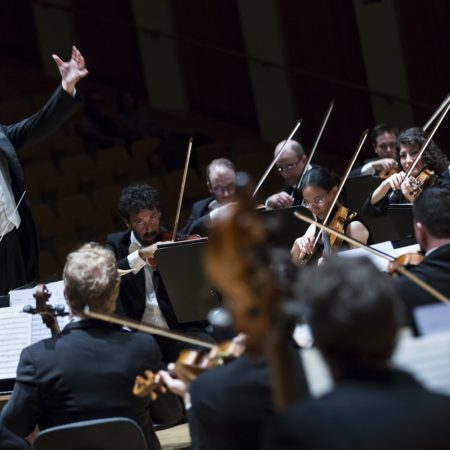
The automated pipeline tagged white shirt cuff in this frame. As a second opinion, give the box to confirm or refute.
[361,162,376,176]
[127,250,147,273]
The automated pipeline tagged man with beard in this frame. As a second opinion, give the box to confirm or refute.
[106,184,214,361]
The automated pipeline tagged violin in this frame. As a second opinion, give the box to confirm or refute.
[23,284,68,337]
[133,340,242,399]
[387,252,425,274]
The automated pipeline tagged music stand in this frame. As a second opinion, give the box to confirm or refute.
[345,175,381,215]
[259,205,314,249]
[365,203,414,244]
[154,238,220,324]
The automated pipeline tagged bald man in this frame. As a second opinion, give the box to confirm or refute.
[265,140,312,209]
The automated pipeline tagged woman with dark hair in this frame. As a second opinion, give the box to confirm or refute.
[291,167,372,264]
[365,127,449,216]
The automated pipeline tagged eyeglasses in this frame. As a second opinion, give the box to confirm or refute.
[302,194,327,209]
[275,158,301,173]
[210,183,236,195]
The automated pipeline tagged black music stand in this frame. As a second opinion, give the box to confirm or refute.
[259,205,314,249]
[365,203,415,244]
[345,175,382,215]
[154,238,220,324]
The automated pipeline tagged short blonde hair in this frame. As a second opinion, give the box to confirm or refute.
[63,243,120,315]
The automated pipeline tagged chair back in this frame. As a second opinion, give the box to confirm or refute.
[33,417,147,450]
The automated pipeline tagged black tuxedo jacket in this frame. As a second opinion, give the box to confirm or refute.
[262,368,450,450]
[106,229,180,328]
[393,243,450,327]
[181,196,214,236]
[0,86,80,282]
[0,320,183,450]
[188,354,274,450]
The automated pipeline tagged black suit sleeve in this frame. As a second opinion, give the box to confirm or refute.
[4,86,81,152]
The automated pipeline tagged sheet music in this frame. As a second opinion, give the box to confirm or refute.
[338,241,394,271]
[393,331,450,396]
[0,307,32,379]
[301,331,450,398]
[1,281,71,382]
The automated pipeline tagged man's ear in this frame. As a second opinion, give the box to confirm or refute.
[123,218,131,230]
[414,221,428,250]
[63,287,74,318]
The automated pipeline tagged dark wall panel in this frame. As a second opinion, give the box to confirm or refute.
[171,0,258,129]
[279,0,374,168]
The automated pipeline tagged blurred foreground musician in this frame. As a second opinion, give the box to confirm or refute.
[393,186,450,327]
[262,256,450,450]
[0,243,183,450]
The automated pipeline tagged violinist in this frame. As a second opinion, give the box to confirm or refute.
[349,123,398,178]
[106,184,214,361]
[265,139,315,209]
[181,158,237,236]
[0,243,183,450]
[291,167,372,264]
[393,186,450,329]
[365,127,449,216]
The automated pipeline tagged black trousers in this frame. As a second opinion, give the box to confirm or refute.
[0,228,27,295]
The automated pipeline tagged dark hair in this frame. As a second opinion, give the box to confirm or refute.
[295,256,402,373]
[397,127,448,174]
[117,184,160,220]
[300,167,339,192]
[371,123,398,146]
[413,185,450,238]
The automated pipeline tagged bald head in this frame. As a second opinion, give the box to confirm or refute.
[274,140,307,186]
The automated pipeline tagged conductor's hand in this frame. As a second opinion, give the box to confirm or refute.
[53,45,89,95]
[291,235,313,264]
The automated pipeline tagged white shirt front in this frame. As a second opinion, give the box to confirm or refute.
[127,231,168,328]
[0,152,20,237]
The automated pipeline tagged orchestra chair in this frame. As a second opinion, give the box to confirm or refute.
[33,417,147,450]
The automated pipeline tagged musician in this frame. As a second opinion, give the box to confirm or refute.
[262,256,450,450]
[349,123,398,178]
[364,127,449,216]
[106,184,214,361]
[0,46,87,295]
[291,167,372,264]
[181,158,237,235]
[393,186,450,327]
[0,243,183,450]
[265,139,312,209]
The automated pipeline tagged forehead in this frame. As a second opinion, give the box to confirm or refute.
[399,144,418,154]
[129,207,159,220]
[376,132,396,144]
[209,165,235,184]
[276,148,298,164]
[302,185,327,198]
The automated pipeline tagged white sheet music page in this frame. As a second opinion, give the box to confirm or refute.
[393,330,450,396]
[9,281,71,343]
[0,306,32,379]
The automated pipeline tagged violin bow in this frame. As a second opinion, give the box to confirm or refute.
[292,101,335,196]
[405,101,450,179]
[294,211,449,304]
[172,137,193,241]
[252,119,302,198]
[423,93,450,131]
[0,190,26,243]
[84,306,215,348]
[307,129,368,257]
